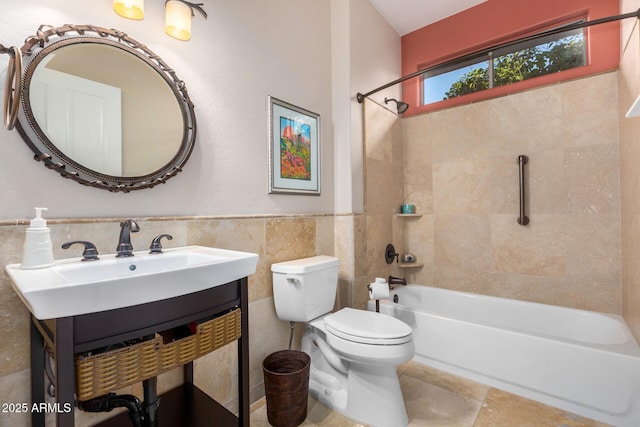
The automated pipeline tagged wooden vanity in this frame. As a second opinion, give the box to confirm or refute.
[29,277,249,427]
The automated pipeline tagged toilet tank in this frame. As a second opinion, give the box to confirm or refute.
[271,255,339,322]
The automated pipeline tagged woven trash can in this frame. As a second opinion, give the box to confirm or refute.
[263,350,311,427]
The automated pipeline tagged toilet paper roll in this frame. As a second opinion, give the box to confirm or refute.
[369,277,390,300]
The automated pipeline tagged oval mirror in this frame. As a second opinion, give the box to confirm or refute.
[15,25,196,192]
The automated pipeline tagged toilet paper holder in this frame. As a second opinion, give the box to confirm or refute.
[367,283,381,313]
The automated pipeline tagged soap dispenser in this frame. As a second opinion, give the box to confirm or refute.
[21,207,55,269]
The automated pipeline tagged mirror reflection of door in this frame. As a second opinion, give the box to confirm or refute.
[30,67,123,176]
[14,25,197,191]
[27,43,184,178]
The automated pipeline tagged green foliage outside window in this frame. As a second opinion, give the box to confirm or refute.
[432,33,585,102]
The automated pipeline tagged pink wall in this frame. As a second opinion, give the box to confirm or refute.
[401,0,620,116]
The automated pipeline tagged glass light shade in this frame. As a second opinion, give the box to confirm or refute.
[113,0,144,20]
[165,1,192,41]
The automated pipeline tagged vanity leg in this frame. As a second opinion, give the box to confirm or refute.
[55,317,75,427]
[143,377,159,427]
[184,361,194,386]
[30,317,45,427]
[239,277,249,427]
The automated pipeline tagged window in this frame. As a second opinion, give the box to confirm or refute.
[422,25,586,105]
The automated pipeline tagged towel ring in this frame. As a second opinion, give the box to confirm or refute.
[3,46,22,130]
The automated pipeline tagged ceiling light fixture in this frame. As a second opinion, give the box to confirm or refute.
[113,0,207,41]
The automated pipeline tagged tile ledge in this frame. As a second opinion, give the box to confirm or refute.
[0,213,335,227]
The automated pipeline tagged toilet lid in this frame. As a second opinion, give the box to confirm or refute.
[324,308,412,345]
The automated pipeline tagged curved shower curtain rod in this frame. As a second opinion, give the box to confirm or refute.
[356,8,640,104]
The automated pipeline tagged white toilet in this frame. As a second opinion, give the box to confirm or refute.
[271,255,414,427]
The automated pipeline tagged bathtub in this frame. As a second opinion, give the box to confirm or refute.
[367,285,640,427]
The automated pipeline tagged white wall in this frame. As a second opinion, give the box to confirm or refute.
[331,0,401,214]
[0,0,334,219]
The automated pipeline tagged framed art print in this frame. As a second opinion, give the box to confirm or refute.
[268,96,320,195]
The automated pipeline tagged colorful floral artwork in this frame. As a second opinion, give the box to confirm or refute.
[268,96,320,195]
[280,117,311,180]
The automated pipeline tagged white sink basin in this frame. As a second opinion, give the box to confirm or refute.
[5,245,259,319]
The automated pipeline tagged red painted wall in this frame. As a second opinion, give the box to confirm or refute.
[401,0,620,116]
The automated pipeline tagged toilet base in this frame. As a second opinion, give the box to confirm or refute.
[303,329,409,427]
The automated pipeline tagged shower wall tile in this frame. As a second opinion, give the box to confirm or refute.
[619,118,640,216]
[564,214,621,285]
[433,264,490,294]
[491,214,566,278]
[434,214,491,271]
[619,0,640,340]
[430,104,491,163]
[622,215,640,337]
[366,214,394,271]
[404,215,433,282]
[364,99,404,217]
[400,72,621,313]
[398,215,434,265]
[433,159,492,215]
[480,272,562,303]
[353,215,368,278]
[403,115,432,167]
[405,164,433,214]
[364,100,396,163]
[489,151,568,217]
[363,99,404,309]
[487,84,564,158]
[353,275,375,310]
[487,154,521,215]
[565,143,621,214]
[561,73,618,149]
[392,215,406,257]
[525,150,567,215]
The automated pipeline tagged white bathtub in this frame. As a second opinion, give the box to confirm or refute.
[368,285,640,427]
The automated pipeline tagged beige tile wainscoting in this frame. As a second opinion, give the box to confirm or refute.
[0,214,335,427]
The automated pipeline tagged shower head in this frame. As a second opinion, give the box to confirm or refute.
[384,97,409,115]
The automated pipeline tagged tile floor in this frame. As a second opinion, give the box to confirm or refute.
[250,360,611,427]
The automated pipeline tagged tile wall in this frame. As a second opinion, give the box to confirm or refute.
[366,72,622,314]
[0,214,333,426]
[619,0,640,343]
[358,101,405,308]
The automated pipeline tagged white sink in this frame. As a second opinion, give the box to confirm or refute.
[5,245,259,319]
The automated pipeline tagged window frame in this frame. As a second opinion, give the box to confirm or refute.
[421,22,587,106]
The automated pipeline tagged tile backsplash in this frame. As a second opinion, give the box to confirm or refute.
[0,214,333,425]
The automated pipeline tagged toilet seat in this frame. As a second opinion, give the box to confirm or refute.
[324,308,412,345]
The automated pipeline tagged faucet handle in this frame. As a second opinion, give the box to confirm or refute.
[149,234,173,254]
[61,240,99,261]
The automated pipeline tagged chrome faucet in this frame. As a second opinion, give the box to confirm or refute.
[116,219,140,257]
